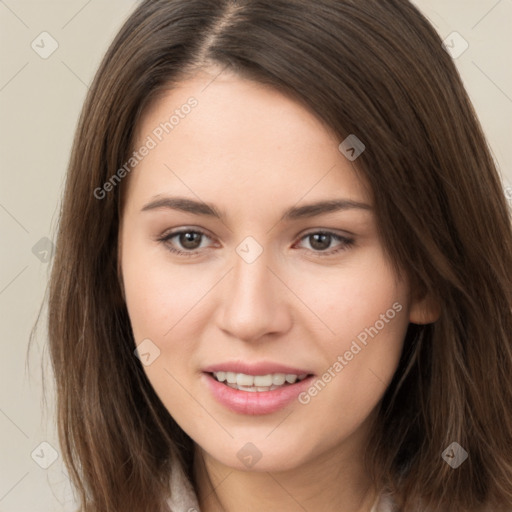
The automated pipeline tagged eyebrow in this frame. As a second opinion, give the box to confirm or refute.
[142,197,226,218]
[141,196,372,221]
[281,198,371,220]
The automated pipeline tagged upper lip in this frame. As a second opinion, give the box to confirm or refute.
[202,361,314,376]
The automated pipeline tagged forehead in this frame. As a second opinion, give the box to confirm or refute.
[125,70,371,213]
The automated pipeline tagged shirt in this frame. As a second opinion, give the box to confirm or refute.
[165,457,396,512]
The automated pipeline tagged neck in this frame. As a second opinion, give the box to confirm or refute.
[193,432,378,512]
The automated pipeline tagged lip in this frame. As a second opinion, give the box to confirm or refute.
[202,362,315,415]
[202,361,312,376]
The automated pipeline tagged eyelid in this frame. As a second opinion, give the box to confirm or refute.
[297,227,355,239]
[293,230,355,255]
[157,226,217,256]
[157,226,355,257]
[158,226,213,240]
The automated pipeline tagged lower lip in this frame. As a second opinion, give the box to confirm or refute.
[203,373,315,415]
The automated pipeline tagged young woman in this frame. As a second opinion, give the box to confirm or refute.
[47,1,512,511]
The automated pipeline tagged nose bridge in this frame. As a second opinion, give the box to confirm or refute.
[233,252,271,301]
[231,250,275,316]
[231,234,275,299]
[216,245,290,341]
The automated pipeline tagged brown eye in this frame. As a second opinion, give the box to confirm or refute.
[158,228,213,256]
[178,231,203,249]
[295,231,354,256]
[308,233,332,251]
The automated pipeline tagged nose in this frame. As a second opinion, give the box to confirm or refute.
[215,251,293,343]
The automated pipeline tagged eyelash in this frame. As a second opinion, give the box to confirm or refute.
[157,228,355,258]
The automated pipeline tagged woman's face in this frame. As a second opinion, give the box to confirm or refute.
[119,68,428,472]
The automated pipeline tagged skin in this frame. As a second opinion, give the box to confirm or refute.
[119,67,438,512]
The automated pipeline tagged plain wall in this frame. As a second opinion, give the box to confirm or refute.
[0,1,511,510]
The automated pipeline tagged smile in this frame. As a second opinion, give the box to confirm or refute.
[211,371,309,392]
[203,369,315,415]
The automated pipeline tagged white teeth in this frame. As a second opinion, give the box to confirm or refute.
[212,371,309,391]
[272,373,286,385]
[236,373,254,386]
[253,374,273,387]
[238,385,258,392]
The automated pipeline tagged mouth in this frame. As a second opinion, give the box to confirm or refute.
[202,365,316,415]
[209,371,310,392]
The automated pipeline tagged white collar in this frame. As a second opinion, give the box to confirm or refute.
[165,456,201,512]
[166,457,395,512]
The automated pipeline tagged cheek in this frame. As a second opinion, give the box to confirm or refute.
[121,233,212,344]
[292,251,409,420]
[292,248,409,350]
[120,234,210,417]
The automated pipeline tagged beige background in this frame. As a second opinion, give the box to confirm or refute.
[0,1,511,510]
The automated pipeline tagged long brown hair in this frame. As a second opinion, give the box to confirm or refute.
[46,0,512,510]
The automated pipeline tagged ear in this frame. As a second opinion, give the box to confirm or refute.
[409,290,440,325]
